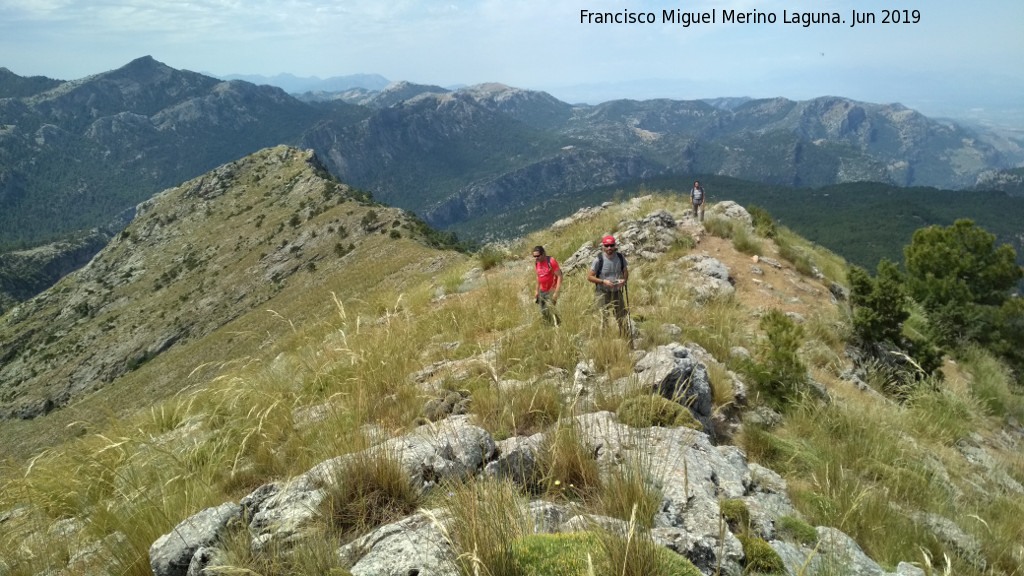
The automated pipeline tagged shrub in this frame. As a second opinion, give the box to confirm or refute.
[616,394,701,430]
[512,530,702,576]
[776,514,819,545]
[719,498,751,534]
[511,532,594,576]
[319,451,420,536]
[748,204,778,238]
[478,244,512,270]
[848,260,909,346]
[737,534,787,574]
[904,219,1022,356]
[703,216,734,239]
[746,309,808,410]
[360,210,378,229]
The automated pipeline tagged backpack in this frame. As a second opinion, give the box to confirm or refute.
[593,252,625,276]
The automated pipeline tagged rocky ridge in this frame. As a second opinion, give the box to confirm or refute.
[0,146,424,420]
[133,202,1014,576]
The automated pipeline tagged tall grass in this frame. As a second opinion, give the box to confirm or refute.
[443,478,531,576]
[775,227,817,277]
[957,345,1024,420]
[675,296,749,362]
[319,450,422,537]
[3,191,1022,576]
[592,504,703,576]
[740,386,1014,575]
[536,419,603,501]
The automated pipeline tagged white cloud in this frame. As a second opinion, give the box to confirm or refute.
[0,0,1021,119]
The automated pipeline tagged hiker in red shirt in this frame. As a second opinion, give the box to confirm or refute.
[532,245,562,324]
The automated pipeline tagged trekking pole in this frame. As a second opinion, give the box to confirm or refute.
[622,281,634,348]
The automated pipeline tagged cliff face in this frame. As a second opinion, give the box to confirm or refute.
[307,89,1017,231]
[0,231,113,315]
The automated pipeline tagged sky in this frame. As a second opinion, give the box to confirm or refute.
[2,0,1023,126]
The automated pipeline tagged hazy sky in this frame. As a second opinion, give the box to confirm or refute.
[2,0,1022,121]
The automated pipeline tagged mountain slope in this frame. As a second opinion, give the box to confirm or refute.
[2,193,1021,576]
[976,166,1024,196]
[0,145,456,423]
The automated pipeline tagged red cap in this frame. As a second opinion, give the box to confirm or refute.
[602,235,616,245]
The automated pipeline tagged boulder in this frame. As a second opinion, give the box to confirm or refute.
[634,344,714,436]
[338,510,457,576]
[149,503,242,576]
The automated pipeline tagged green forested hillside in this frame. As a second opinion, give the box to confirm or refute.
[455,175,1024,271]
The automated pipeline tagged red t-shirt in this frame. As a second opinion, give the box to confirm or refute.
[535,257,561,292]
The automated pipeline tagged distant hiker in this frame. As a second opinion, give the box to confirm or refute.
[532,245,562,324]
[690,180,706,222]
[588,235,629,335]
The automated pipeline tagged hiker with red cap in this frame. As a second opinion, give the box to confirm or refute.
[588,235,629,336]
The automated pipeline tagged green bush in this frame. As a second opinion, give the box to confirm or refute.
[848,260,909,346]
[746,309,809,410]
[775,233,816,276]
[719,498,751,533]
[703,216,734,239]
[732,224,764,256]
[904,219,1022,354]
[748,204,778,238]
[478,244,512,270]
[512,532,594,576]
[737,534,787,574]
[512,531,702,576]
[776,514,818,545]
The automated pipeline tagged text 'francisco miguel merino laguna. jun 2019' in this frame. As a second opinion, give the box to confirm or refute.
[579,8,922,27]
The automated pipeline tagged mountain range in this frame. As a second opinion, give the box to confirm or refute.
[3,57,1023,248]
[2,56,1024,316]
